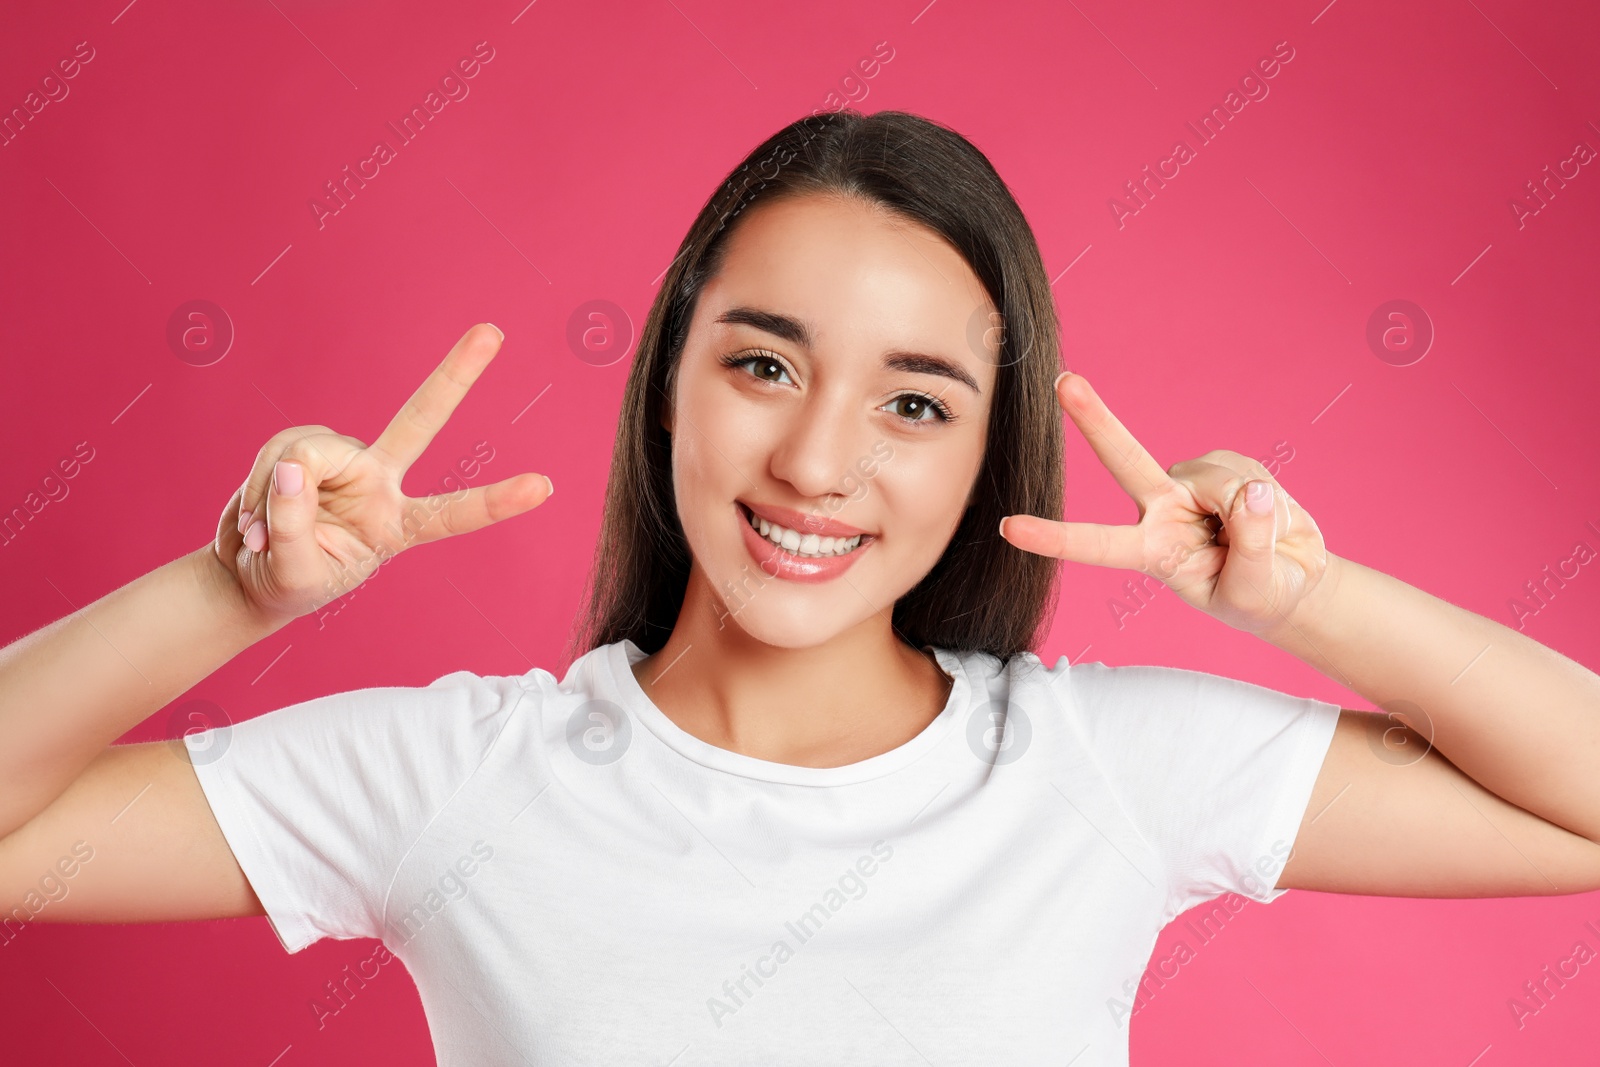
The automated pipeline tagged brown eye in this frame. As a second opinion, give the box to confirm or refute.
[719,351,795,386]
[884,393,953,424]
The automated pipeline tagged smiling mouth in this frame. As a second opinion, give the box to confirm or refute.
[737,502,875,559]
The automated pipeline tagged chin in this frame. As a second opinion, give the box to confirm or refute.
[710,584,857,650]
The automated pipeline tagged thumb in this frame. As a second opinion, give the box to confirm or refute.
[1218,479,1278,595]
[259,459,320,562]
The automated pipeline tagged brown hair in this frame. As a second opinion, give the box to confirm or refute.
[567,109,1064,667]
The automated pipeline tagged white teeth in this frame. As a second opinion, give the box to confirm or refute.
[745,508,863,558]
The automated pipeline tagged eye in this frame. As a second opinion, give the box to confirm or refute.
[719,349,956,426]
[719,350,793,386]
[881,393,955,425]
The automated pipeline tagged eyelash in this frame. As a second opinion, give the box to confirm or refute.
[717,350,957,425]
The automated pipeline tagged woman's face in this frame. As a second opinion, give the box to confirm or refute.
[664,192,1000,648]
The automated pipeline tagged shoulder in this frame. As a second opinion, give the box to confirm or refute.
[1020,653,1281,709]
[389,639,624,724]
[214,656,591,782]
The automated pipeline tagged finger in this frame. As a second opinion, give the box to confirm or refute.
[398,473,555,547]
[1057,372,1174,511]
[247,439,342,589]
[1216,478,1281,614]
[1180,459,1296,539]
[238,425,340,532]
[1172,459,1277,527]
[372,323,504,471]
[217,484,249,550]
[999,514,1145,569]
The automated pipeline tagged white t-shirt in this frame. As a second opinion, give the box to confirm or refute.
[184,638,1340,1066]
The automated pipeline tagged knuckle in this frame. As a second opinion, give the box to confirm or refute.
[247,429,319,492]
[400,401,433,433]
[252,437,287,469]
[278,437,323,471]
[244,450,289,504]
[258,425,315,459]
[436,503,459,539]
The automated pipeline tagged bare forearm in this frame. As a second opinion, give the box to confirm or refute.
[0,544,287,838]
[1262,552,1600,844]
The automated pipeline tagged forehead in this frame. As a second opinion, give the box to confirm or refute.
[697,194,1000,372]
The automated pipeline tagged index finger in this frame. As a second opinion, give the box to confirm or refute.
[372,323,504,470]
[1057,371,1174,510]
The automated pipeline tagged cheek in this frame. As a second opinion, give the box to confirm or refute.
[877,447,979,554]
[670,391,759,529]
[669,433,718,539]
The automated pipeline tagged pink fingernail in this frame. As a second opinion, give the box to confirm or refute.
[274,461,302,496]
[245,520,266,552]
[1246,481,1273,514]
[238,509,253,534]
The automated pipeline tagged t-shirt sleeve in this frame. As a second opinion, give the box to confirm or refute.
[181,669,537,954]
[1051,658,1341,918]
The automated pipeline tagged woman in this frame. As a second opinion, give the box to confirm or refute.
[2,109,1598,1066]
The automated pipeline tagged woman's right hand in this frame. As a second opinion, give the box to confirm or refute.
[212,323,553,624]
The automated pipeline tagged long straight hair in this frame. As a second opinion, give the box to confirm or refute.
[567,109,1064,667]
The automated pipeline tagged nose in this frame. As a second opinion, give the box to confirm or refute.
[766,386,876,505]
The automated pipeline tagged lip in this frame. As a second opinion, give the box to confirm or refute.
[738,499,871,539]
[735,501,874,584]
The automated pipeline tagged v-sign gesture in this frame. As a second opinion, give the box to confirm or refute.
[215,323,554,624]
[999,371,1332,637]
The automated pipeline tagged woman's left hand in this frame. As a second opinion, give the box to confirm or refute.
[999,371,1332,637]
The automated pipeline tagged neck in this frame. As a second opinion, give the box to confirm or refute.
[630,563,953,768]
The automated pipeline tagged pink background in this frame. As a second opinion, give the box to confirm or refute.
[3,0,1598,1062]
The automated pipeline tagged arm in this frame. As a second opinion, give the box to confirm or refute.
[0,545,285,839]
[0,546,281,927]
[1265,552,1600,895]
[1000,369,1600,897]
[1,323,551,925]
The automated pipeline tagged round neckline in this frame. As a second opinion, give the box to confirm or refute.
[605,638,969,786]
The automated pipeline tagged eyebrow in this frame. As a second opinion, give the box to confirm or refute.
[714,305,983,396]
